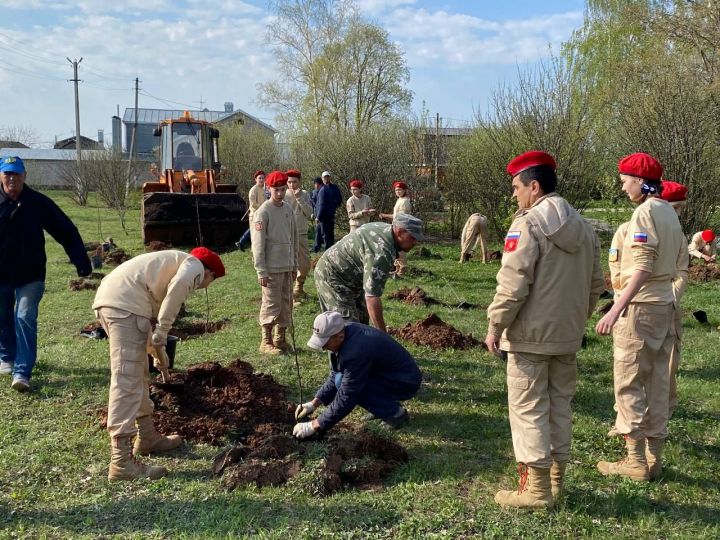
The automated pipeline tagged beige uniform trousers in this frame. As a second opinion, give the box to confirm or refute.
[97,307,154,438]
[507,351,577,467]
[296,238,311,284]
[668,306,682,416]
[612,302,675,440]
[259,272,293,328]
[460,214,489,262]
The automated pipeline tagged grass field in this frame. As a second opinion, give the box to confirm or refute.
[0,192,718,539]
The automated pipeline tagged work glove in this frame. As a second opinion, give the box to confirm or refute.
[151,331,168,348]
[76,258,92,278]
[293,422,317,440]
[295,401,316,421]
[152,346,171,383]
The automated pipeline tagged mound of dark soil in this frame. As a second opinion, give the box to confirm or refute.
[389,313,481,350]
[103,249,131,266]
[150,359,293,445]
[689,263,720,282]
[169,319,229,340]
[146,240,172,251]
[488,250,502,261]
[69,272,105,291]
[388,287,440,307]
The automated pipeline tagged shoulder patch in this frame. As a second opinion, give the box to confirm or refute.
[633,232,648,243]
[504,230,521,253]
[255,222,263,231]
[608,248,618,262]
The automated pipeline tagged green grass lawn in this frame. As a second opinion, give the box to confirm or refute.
[0,192,718,539]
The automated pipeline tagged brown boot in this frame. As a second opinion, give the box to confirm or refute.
[133,415,182,456]
[259,325,282,355]
[550,461,567,501]
[494,464,554,510]
[108,435,167,482]
[293,279,306,301]
[645,437,665,480]
[273,326,292,353]
[597,436,649,481]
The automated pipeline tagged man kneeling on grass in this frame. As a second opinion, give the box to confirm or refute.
[92,247,225,481]
[293,311,422,439]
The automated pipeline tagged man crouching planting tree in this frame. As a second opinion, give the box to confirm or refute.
[485,151,603,510]
[292,311,422,439]
[92,247,225,481]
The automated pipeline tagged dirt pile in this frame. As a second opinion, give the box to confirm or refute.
[389,313,481,350]
[146,240,172,251]
[103,248,131,266]
[214,424,408,495]
[388,287,440,307]
[150,359,293,445]
[69,272,105,291]
[488,250,502,261]
[169,319,228,340]
[689,263,720,282]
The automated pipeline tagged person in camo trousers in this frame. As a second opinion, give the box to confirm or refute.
[93,247,225,481]
[486,151,603,510]
[596,153,688,483]
[284,169,313,303]
[252,170,299,355]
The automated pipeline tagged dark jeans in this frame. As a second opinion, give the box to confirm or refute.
[0,280,46,379]
[237,228,251,250]
[333,372,420,420]
[313,219,335,252]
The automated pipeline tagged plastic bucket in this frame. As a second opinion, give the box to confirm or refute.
[148,334,178,372]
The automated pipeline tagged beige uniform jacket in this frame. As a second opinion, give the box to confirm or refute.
[346,194,373,228]
[248,184,266,220]
[688,231,716,259]
[613,197,687,304]
[610,222,689,305]
[251,200,299,278]
[284,188,313,231]
[487,193,604,355]
[92,250,204,336]
[393,196,412,217]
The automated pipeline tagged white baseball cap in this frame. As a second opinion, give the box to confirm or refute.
[321,170,332,178]
[307,311,346,351]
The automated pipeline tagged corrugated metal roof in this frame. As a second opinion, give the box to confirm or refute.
[122,107,277,133]
[0,148,107,161]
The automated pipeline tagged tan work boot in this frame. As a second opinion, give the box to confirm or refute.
[108,435,167,482]
[259,325,282,355]
[293,279,306,300]
[645,437,665,480]
[597,436,649,481]
[494,464,554,510]
[133,415,182,456]
[273,326,291,353]
[550,461,567,501]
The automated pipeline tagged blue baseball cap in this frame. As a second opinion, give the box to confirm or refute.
[0,156,26,174]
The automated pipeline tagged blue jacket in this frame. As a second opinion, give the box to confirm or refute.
[315,323,422,430]
[0,185,91,286]
[315,183,342,221]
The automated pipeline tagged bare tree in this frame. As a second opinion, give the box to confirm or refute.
[60,159,95,207]
[0,124,40,147]
[218,124,281,194]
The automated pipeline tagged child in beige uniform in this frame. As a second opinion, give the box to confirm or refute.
[380,181,413,276]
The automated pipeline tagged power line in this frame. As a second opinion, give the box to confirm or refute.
[0,31,67,61]
[139,90,197,110]
[82,64,133,82]
[0,41,66,67]
[0,62,66,81]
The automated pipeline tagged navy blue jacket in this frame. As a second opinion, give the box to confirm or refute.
[315,323,422,430]
[315,183,342,221]
[0,186,91,286]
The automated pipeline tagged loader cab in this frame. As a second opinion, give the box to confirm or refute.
[158,117,210,172]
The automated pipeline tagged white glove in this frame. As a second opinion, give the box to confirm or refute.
[295,401,316,421]
[151,331,168,347]
[293,422,317,439]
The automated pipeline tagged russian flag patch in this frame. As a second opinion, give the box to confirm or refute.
[633,232,648,243]
[504,231,521,253]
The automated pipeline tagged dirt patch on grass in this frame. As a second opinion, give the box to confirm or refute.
[388,287,440,307]
[103,248,131,266]
[410,247,442,260]
[403,267,435,278]
[389,313,481,350]
[169,319,229,340]
[69,272,105,291]
[146,240,172,251]
[689,263,720,282]
[488,250,502,261]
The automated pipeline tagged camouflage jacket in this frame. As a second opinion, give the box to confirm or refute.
[318,222,398,297]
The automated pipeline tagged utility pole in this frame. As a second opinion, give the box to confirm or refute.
[127,77,140,189]
[67,57,83,162]
[434,112,440,189]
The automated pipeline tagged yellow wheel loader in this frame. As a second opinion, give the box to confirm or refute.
[141,111,246,247]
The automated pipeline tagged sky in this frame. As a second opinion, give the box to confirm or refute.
[0,0,586,147]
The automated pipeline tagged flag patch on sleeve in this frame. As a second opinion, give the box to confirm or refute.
[633,232,648,243]
[504,231,521,253]
[255,222,263,231]
[608,248,618,262]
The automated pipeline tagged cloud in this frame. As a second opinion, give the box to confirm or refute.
[356,0,416,16]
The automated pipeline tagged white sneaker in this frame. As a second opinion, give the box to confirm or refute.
[11,376,29,392]
[0,361,13,375]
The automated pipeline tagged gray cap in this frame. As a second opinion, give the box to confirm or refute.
[392,213,425,241]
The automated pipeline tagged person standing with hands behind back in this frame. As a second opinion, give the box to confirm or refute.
[0,156,92,392]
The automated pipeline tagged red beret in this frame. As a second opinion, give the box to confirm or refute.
[190,247,225,279]
[286,169,301,179]
[660,181,688,203]
[392,181,407,190]
[349,179,363,188]
[254,170,265,178]
[506,151,556,176]
[701,229,715,243]
[617,153,663,181]
[265,170,288,188]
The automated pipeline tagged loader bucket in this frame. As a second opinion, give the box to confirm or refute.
[142,192,247,248]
